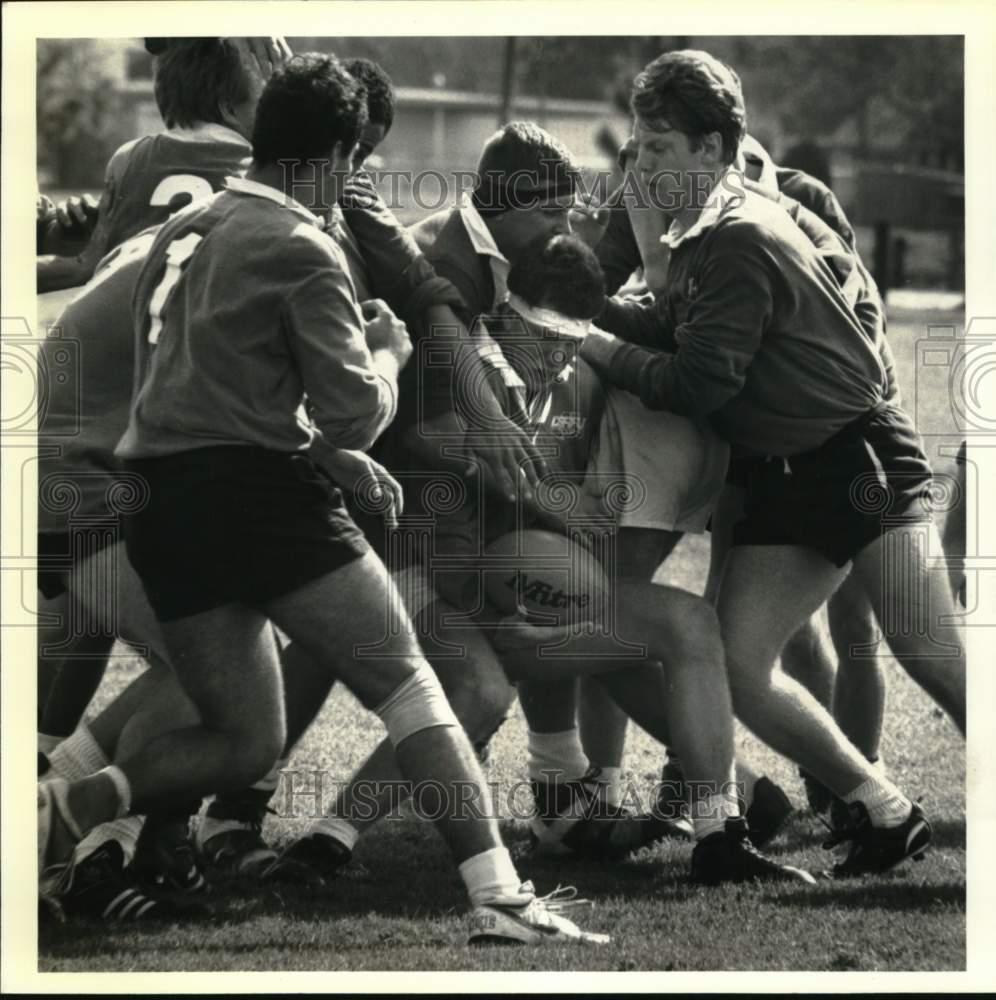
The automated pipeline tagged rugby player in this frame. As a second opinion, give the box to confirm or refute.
[579,50,963,875]
[268,233,816,888]
[38,54,608,946]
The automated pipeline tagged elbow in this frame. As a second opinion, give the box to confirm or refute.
[318,384,398,451]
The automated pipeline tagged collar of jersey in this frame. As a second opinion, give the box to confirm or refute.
[170,122,252,149]
[459,195,508,263]
[225,176,324,226]
[661,165,746,250]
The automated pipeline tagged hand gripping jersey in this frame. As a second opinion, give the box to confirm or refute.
[100,124,252,253]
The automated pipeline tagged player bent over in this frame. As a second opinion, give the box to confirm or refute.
[38,54,606,946]
[580,51,961,876]
[268,234,815,888]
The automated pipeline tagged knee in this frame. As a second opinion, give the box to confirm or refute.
[448,667,515,744]
[224,717,285,789]
[664,593,723,663]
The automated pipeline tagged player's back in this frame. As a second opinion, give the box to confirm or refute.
[38,228,159,531]
[102,124,252,253]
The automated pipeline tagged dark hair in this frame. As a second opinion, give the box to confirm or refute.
[506,234,605,320]
[252,53,368,168]
[344,57,395,132]
[631,50,746,165]
[153,38,252,130]
[472,121,579,217]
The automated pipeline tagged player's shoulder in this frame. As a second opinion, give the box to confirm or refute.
[410,207,461,254]
[712,188,807,256]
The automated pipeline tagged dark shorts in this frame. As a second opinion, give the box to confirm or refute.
[733,401,934,567]
[37,529,117,600]
[123,446,369,622]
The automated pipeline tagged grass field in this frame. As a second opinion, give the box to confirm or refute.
[37,303,967,973]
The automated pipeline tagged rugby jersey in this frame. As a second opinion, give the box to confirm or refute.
[100,123,253,252]
[117,178,398,459]
[582,186,887,457]
[38,229,160,532]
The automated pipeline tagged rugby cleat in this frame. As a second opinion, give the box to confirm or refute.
[530,772,691,860]
[468,881,610,946]
[58,840,213,923]
[823,801,931,877]
[745,776,795,848]
[38,779,80,882]
[262,832,352,887]
[196,792,277,876]
[130,815,207,893]
[691,818,817,885]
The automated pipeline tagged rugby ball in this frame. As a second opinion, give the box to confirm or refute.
[483,529,609,627]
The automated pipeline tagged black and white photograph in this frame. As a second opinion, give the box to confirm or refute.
[3,0,994,990]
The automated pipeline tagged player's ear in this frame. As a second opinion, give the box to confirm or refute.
[700,131,725,168]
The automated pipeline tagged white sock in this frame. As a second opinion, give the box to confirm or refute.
[312,815,360,852]
[736,760,760,806]
[458,845,522,907]
[74,816,144,867]
[591,765,624,807]
[844,776,911,828]
[252,756,287,795]
[38,732,62,755]
[527,729,589,784]
[48,723,109,781]
[96,764,132,818]
[691,789,741,841]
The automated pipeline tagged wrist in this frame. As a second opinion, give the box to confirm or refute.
[579,329,623,369]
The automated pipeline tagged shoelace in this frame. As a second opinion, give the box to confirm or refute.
[531,883,592,913]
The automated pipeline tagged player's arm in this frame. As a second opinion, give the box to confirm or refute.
[286,261,406,451]
[596,292,677,351]
[580,242,771,418]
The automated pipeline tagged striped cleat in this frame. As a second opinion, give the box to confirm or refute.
[469,882,610,946]
[58,840,213,923]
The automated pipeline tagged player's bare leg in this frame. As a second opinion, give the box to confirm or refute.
[272,596,515,878]
[851,519,965,735]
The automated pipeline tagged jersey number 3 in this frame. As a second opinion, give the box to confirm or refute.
[147,231,203,345]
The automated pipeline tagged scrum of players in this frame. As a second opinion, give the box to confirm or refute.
[36,38,967,945]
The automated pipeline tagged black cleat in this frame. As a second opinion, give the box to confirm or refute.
[197,791,276,877]
[60,841,213,922]
[530,771,691,860]
[130,815,206,893]
[691,818,816,885]
[824,801,931,877]
[263,832,352,887]
[745,776,795,849]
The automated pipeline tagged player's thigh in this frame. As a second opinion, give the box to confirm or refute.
[851,519,961,657]
[156,602,284,739]
[67,540,171,667]
[261,548,420,709]
[703,482,746,604]
[717,545,847,680]
[616,526,682,582]
[827,568,878,653]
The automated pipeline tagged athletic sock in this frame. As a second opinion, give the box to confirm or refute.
[311,815,360,853]
[38,732,62,755]
[735,759,760,806]
[527,728,590,785]
[48,722,108,781]
[73,816,144,867]
[843,775,912,828]
[691,788,741,842]
[458,845,523,908]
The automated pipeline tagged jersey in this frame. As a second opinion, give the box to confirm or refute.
[38,229,160,534]
[118,179,397,460]
[101,124,252,253]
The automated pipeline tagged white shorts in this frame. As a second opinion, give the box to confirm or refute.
[584,387,729,534]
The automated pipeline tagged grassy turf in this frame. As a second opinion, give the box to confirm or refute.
[38,306,966,972]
